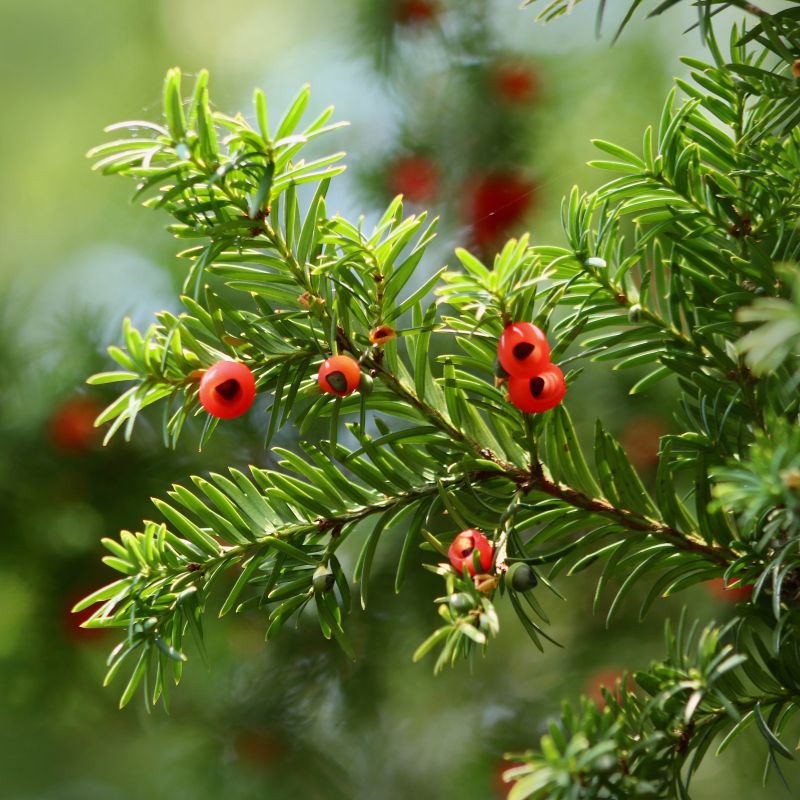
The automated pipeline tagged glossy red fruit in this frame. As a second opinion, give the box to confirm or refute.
[705,577,753,603]
[494,62,540,104]
[318,355,361,397]
[49,396,102,452]
[448,529,493,576]
[388,155,439,203]
[497,322,550,378]
[395,0,439,25]
[466,172,536,251]
[508,364,566,413]
[199,361,256,419]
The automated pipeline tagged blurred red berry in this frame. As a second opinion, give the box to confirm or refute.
[585,667,627,707]
[493,62,540,104]
[395,0,439,25]
[497,322,551,378]
[64,591,108,645]
[388,155,439,203]
[49,396,102,452]
[199,360,256,419]
[448,528,493,576]
[620,415,667,471]
[235,729,286,768]
[705,577,753,603]
[492,759,526,797]
[466,172,536,251]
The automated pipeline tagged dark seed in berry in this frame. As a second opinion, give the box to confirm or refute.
[325,370,348,394]
[530,377,545,398]
[216,379,241,401]
[512,342,535,360]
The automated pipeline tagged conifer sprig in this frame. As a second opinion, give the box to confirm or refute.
[79,6,800,794]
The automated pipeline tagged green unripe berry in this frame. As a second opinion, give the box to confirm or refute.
[628,304,642,323]
[448,592,474,613]
[313,565,336,593]
[594,754,617,774]
[358,372,374,395]
[494,358,510,379]
[510,563,538,592]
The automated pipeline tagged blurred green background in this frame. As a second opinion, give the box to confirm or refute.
[0,1,795,798]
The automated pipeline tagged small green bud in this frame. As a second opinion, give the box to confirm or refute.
[509,563,538,592]
[358,372,374,395]
[448,592,474,613]
[628,304,642,323]
[594,754,617,774]
[312,565,336,593]
[132,617,158,635]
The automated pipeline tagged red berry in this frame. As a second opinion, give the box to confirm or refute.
[620,415,667,471]
[705,577,753,603]
[497,322,550,378]
[318,355,361,397]
[493,759,525,798]
[49,396,102,452]
[585,667,628,707]
[388,155,439,203]
[65,591,108,645]
[234,729,286,768]
[466,172,536,251]
[395,0,439,25]
[369,325,397,346]
[199,361,256,419]
[493,62,539,104]
[508,364,566,413]
[448,529,493,576]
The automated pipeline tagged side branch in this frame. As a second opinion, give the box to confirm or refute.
[529,471,736,565]
[357,339,738,567]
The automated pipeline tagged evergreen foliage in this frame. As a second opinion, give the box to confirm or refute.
[79,3,800,796]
